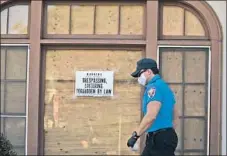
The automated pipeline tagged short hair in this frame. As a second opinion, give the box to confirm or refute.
[150,67,159,74]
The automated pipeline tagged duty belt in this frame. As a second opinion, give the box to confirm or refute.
[147,127,173,137]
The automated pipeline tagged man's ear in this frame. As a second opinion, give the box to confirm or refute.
[148,69,154,76]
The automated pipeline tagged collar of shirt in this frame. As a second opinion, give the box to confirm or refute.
[146,74,161,87]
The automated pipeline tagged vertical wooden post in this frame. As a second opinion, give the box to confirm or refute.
[146,1,158,60]
[27,0,42,155]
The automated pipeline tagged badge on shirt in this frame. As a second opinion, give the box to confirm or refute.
[148,87,156,98]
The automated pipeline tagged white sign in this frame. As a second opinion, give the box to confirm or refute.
[75,71,114,97]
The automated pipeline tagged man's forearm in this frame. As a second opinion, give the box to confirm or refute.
[135,114,154,136]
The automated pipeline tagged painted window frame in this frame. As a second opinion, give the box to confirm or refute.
[0,1,31,39]
[157,45,211,155]
[0,44,30,155]
[158,2,210,40]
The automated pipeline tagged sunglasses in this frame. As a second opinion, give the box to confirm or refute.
[138,69,147,77]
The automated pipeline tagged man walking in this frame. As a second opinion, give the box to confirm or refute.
[127,58,179,156]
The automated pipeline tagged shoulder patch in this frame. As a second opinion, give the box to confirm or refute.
[148,87,156,98]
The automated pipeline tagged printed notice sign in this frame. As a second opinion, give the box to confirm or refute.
[75,71,114,97]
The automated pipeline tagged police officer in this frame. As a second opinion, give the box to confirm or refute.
[127,58,179,156]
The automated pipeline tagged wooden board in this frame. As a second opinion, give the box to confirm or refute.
[184,85,206,116]
[45,49,142,81]
[95,6,119,34]
[120,5,143,35]
[162,6,184,36]
[8,5,28,34]
[71,5,94,34]
[184,119,205,149]
[169,84,182,116]
[6,47,27,80]
[184,51,206,83]
[44,49,143,155]
[161,51,183,82]
[44,82,141,155]
[47,5,70,34]
[185,11,205,36]
[5,82,26,114]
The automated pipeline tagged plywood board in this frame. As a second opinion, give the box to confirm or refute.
[6,48,27,80]
[184,85,206,116]
[5,82,26,114]
[169,84,182,116]
[95,6,118,34]
[8,5,28,34]
[44,82,141,155]
[45,49,142,81]
[161,51,183,82]
[47,5,70,34]
[184,51,206,83]
[185,11,205,36]
[162,6,184,36]
[71,6,94,34]
[184,119,205,149]
[44,49,143,155]
[120,5,143,35]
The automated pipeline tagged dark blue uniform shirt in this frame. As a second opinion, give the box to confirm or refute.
[142,74,176,132]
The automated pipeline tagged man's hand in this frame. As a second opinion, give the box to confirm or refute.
[127,131,139,148]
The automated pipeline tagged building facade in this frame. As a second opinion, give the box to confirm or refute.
[0,0,226,155]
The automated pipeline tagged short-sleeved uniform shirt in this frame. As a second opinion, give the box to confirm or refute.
[142,74,176,132]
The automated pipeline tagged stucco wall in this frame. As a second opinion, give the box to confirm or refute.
[206,1,226,155]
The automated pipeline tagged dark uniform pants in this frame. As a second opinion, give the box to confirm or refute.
[141,128,178,156]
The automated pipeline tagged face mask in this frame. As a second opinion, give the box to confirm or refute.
[138,73,147,86]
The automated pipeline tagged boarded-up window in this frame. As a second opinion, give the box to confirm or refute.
[43,49,144,155]
[161,5,206,37]
[95,6,119,34]
[120,5,144,35]
[0,5,29,35]
[45,3,144,36]
[0,46,28,155]
[71,6,95,34]
[159,47,209,155]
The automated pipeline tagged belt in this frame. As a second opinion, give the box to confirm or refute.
[147,127,173,138]
[146,127,173,146]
